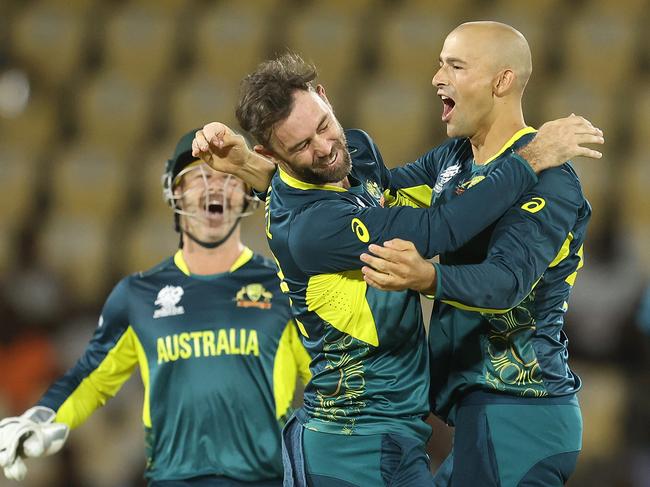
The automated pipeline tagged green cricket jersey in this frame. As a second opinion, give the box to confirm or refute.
[263,129,540,443]
[390,127,590,423]
[38,248,311,482]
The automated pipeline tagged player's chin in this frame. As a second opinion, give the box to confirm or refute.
[446,122,472,139]
[445,123,460,138]
[324,161,350,183]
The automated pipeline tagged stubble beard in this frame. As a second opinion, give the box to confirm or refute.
[292,135,352,185]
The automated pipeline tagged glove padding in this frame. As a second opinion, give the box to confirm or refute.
[0,406,69,480]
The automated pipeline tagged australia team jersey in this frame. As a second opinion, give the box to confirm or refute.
[390,127,591,423]
[38,248,311,482]
[263,129,542,443]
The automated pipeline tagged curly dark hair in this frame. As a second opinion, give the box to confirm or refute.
[236,52,317,149]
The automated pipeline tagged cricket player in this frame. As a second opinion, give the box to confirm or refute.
[0,129,311,487]
[360,22,597,486]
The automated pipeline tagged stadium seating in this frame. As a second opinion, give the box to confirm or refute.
[284,3,365,109]
[167,71,240,140]
[193,1,277,86]
[103,3,176,87]
[76,69,154,152]
[0,94,58,151]
[121,213,178,275]
[563,8,638,92]
[49,140,127,220]
[0,145,39,245]
[10,0,88,88]
[0,0,645,310]
[37,213,111,304]
[356,76,436,167]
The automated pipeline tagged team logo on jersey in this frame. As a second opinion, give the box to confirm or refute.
[235,283,273,309]
[455,175,486,195]
[153,285,185,318]
[365,181,380,197]
[434,164,461,194]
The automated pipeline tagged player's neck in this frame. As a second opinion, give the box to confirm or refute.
[470,106,526,165]
[181,231,245,275]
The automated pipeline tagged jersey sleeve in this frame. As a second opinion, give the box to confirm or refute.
[383,147,439,208]
[290,152,538,274]
[37,279,139,429]
[433,166,584,313]
[360,133,436,209]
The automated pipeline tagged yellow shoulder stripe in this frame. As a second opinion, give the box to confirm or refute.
[130,328,152,428]
[273,321,311,420]
[55,326,140,429]
[549,233,574,268]
[383,185,433,209]
[306,270,379,346]
[565,245,584,286]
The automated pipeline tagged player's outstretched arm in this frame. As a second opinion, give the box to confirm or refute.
[517,114,604,172]
[192,122,276,193]
[0,407,69,481]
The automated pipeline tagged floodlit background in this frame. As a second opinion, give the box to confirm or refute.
[0,0,648,485]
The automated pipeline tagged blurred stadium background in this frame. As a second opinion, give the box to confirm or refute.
[0,0,648,485]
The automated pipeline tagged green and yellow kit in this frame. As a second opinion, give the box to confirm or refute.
[391,127,589,485]
[394,127,589,418]
[38,248,311,483]
[264,129,541,447]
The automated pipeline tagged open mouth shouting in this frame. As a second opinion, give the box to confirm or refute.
[200,198,226,221]
[206,202,224,215]
[440,94,456,123]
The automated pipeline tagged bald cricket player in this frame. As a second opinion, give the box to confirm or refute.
[360,22,598,487]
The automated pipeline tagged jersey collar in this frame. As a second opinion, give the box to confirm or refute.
[483,126,537,165]
[278,167,347,192]
[173,247,254,276]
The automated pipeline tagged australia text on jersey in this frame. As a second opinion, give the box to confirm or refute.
[157,328,260,363]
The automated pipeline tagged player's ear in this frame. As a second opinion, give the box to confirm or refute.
[315,84,330,105]
[493,69,516,97]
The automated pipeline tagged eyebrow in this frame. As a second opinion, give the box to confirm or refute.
[286,114,329,153]
[440,56,468,65]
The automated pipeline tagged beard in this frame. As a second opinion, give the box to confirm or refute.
[291,132,352,185]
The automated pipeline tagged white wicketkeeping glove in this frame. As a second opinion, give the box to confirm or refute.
[0,406,69,481]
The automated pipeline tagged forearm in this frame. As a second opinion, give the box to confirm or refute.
[434,260,524,312]
[236,152,276,192]
[420,153,537,257]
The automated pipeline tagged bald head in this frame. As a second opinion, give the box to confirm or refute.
[448,21,532,93]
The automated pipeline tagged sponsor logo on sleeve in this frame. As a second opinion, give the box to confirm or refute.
[351,218,370,243]
[434,164,461,194]
[521,197,546,214]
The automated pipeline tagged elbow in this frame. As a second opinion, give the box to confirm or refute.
[483,264,529,312]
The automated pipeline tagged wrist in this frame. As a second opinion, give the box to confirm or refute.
[242,152,276,192]
[516,142,543,174]
[417,262,438,294]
